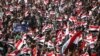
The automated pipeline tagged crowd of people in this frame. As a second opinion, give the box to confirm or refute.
[0,0,100,56]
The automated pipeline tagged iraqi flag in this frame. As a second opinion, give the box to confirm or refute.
[89,25,99,31]
[15,39,24,50]
[21,47,30,54]
[69,16,77,22]
[61,31,82,54]
[85,34,97,44]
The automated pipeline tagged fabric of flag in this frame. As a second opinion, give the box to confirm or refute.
[56,30,65,45]
[74,21,87,26]
[80,41,87,51]
[69,16,77,22]
[85,34,97,44]
[42,25,48,32]
[21,47,30,54]
[46,40,54,49]
[15,39,24,50]
[32,47,37,56]
[38,36,45,45]
[57,17,63,21]
[89,25,99,31]
[73,36,80,44]
[47,51,55,56]
[61,31,82,54]
[65,27,69,36]
[50,11,55,15]
[91,53,97,56]
[22,34,27,40]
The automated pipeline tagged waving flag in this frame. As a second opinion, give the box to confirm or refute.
[21,47,30,54]
[61,31,82,54]
[69,16,77,22]
[15,34,27,50]
[15,39,24,50]
[85,34,97,44]
[89,25,99,31]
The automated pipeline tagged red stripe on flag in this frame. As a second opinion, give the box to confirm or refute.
[15,39,22,49]
[67,31,82,48]
[63,31,82,53]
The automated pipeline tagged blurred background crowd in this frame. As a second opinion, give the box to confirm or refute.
[0,0,100,56]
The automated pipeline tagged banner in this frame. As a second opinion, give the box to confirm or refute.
[13,23,28,32]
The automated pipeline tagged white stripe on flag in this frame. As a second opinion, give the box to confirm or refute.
[61,37,71,53]
[15,39,24,50]
[89,25,99,31]
[73,37,79,44]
